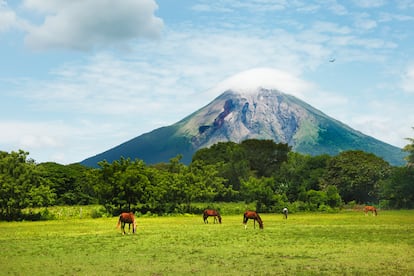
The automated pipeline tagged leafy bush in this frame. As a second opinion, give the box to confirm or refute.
[39,208,56,220]
[90,206,108,218]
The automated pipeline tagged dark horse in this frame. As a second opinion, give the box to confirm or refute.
[243,211,263,229]
[116,212,137,234]
[364,206,377,216]
[203,209,222,224]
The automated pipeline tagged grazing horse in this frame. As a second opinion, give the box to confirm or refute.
[243,211,263,229]
[364,206,377,216]
[203,209,222,224]
[116,212,137,234]
[282,207,288,219]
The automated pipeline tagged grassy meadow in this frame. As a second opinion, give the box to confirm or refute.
[1,210,413,275]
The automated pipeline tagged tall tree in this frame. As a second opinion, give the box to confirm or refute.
[192,142,249,199]
[241,139,290,177]
[37,162,94,205]
[380,166,414,208]
[274,152,331,202]
[0,150,55,220]
[324,150,391,204]
[95,157,146,213]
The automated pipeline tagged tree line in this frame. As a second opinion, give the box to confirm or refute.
[1,134,414,220]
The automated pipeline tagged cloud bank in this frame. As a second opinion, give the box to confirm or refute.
[22,0,163,51]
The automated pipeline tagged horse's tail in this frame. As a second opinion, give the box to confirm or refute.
[116,215,121,228]
[133,219,137,233]
[243,213,247,224]
[203,210,208,223]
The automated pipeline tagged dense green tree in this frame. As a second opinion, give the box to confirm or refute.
[192,140,290,199]
[152,156,227,212]
[95,157,141,213]
[240,176,289,212]
[274,152,331,202]
[116,159,149,211]
[241,176,274,212]
[380,166,414,208]
[325,185,342,208]
[37,162,94,205]
[274,152,308,202]
[306,189,327,210]
[192,142,249,199]
[241,139,290,177]
[188,160,226,202]
[324,150,391,204]
[192,142,240,164]
[142,167,171,212]
[0,150,56,220]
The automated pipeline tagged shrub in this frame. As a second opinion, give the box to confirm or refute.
[91,206,108,218]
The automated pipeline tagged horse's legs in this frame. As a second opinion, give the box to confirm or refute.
[121,222,126,235]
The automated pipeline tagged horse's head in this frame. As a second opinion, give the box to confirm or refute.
[132,220,137,233]
[259,221,264,229]
[218,215,222,224]
[256,215,264,229]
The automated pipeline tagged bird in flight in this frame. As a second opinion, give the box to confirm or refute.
[329,58,335,62]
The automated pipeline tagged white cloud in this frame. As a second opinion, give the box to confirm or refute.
[209,68,314,98]
[22,0,163,51]
[353,0,386,8]
[0,1,17,32]
[397,0,414,9]
[327,1,348,15]
[0,120,66,150]
[354,13,378,30]
[0,119,135,164]
[192,0,287,13]
[347,105,414,148]
[311,21,352,34]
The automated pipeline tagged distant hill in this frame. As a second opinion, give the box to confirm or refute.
[81,88,406,167]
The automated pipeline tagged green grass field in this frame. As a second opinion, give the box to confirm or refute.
[1,211,413,275]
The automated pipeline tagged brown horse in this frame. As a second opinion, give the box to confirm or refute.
[364,206,377,216]
[243,211,263,229]
[116,212,137,234]
[203,209,222,224]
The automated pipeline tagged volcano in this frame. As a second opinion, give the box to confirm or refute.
[81,85,405,167]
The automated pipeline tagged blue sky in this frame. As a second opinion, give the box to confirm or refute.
[1,0,413,164]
